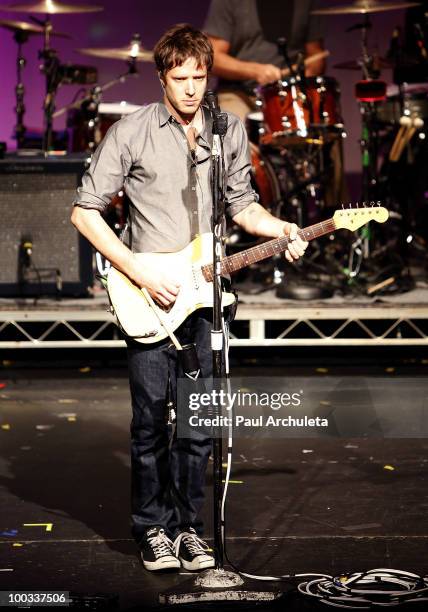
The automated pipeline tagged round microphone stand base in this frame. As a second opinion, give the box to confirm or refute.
[159,568,283,606]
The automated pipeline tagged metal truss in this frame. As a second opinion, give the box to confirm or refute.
[0,303,427,348]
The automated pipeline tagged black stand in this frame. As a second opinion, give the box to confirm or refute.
[13,29,30,148]
[160,93,282,606]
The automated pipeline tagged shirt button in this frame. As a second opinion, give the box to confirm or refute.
[193,211,198,215]
[191,187,196,191]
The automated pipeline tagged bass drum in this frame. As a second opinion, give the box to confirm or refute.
[226,143,282,248]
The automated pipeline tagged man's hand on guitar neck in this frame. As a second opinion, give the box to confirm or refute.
[282,222,308,263]
[232,202,308,263]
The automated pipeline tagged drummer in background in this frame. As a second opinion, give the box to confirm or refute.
[203,0,326,122]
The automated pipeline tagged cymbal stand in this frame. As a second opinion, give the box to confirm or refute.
[351,14,384,272]
[13,28,30,148]
[31,15,62,153]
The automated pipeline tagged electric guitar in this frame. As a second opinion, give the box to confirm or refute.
[106,206,389,344]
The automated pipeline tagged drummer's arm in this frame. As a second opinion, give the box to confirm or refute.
[209,36,281,85]
[304,40,326,76]
[232,202,308,263]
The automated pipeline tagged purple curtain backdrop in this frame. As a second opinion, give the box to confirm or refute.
[0,0,407,173]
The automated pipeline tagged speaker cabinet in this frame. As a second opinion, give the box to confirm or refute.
[0,156,93,297]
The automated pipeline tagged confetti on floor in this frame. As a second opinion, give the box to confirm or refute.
[79,367,91,373]
[316,368,329,374]
[222,480,243,484]
[58,399,78,404]
[35,425,54,431]
[1,529,18,537]
[383,465,395,471]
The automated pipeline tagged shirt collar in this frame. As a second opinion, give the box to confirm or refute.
[158,102,173,127]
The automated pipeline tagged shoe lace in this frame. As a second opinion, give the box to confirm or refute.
[173,531,211,557]
[147,529,174,559]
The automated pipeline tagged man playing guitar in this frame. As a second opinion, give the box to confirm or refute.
[71,24,307,572]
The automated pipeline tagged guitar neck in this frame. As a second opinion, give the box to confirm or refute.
[202,217,336,281]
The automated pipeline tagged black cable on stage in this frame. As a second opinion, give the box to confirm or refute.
[297,568,428,608]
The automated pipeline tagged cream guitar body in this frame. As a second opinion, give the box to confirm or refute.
[107,233,235,344]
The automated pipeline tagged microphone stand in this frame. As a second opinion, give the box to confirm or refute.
[160,93,282,607]
[208,97,228,572]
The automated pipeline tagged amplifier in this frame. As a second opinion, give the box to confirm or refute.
[0,155,93,297]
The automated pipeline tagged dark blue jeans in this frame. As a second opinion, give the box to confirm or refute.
[126,309,213,543]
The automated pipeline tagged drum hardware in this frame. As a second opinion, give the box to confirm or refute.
[0,18,70,149]
[0,1,105,154]
[53,34,147,153]
[311,1,420,16]
[334,56,393,71]
[76,39,154,63]
[2,0,103,14]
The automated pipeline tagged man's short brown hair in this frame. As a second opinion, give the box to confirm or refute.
[154,24,213,76]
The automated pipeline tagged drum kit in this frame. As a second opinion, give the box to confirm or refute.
[1,0,427,297]
[0,0,152,152]
[237,0,428,297]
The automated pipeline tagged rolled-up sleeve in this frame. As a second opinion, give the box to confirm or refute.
[226,117,258,218]
[73,122,132,212]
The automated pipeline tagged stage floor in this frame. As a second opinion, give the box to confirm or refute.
[0,366,427,610]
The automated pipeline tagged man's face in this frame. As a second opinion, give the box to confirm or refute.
[161,57,207,118]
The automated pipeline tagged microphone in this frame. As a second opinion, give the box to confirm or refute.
[204,90,228,137]
[205,90,220,115]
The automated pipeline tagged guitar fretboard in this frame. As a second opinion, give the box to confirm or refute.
[201,218,336,281]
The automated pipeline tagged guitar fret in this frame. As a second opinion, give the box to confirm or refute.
[202,214,348,282]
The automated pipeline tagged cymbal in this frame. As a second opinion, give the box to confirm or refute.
[312,1,420,15]
[2,0,103,14]
[77,45,154,62]
[0,18,70,36]
[334,57,393,70]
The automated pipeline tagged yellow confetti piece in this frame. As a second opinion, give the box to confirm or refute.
[67,416,77,422]
[222,480,243,484]
[1,424,10,431]
[385,367,395,373]
[319,400,331,406]
[2,360,12,367]
[23,523,53,532]
[12,543,23,547]
[79,367,91,373]
[383,465,395,471]
[222,463,228,468]
[58,399,78,404]
[316,368,328,374]
[422,359,428,365]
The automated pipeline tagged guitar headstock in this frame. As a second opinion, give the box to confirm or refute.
[333,204,389,231]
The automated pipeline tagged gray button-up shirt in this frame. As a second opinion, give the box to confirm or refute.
[73,101,257,253]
